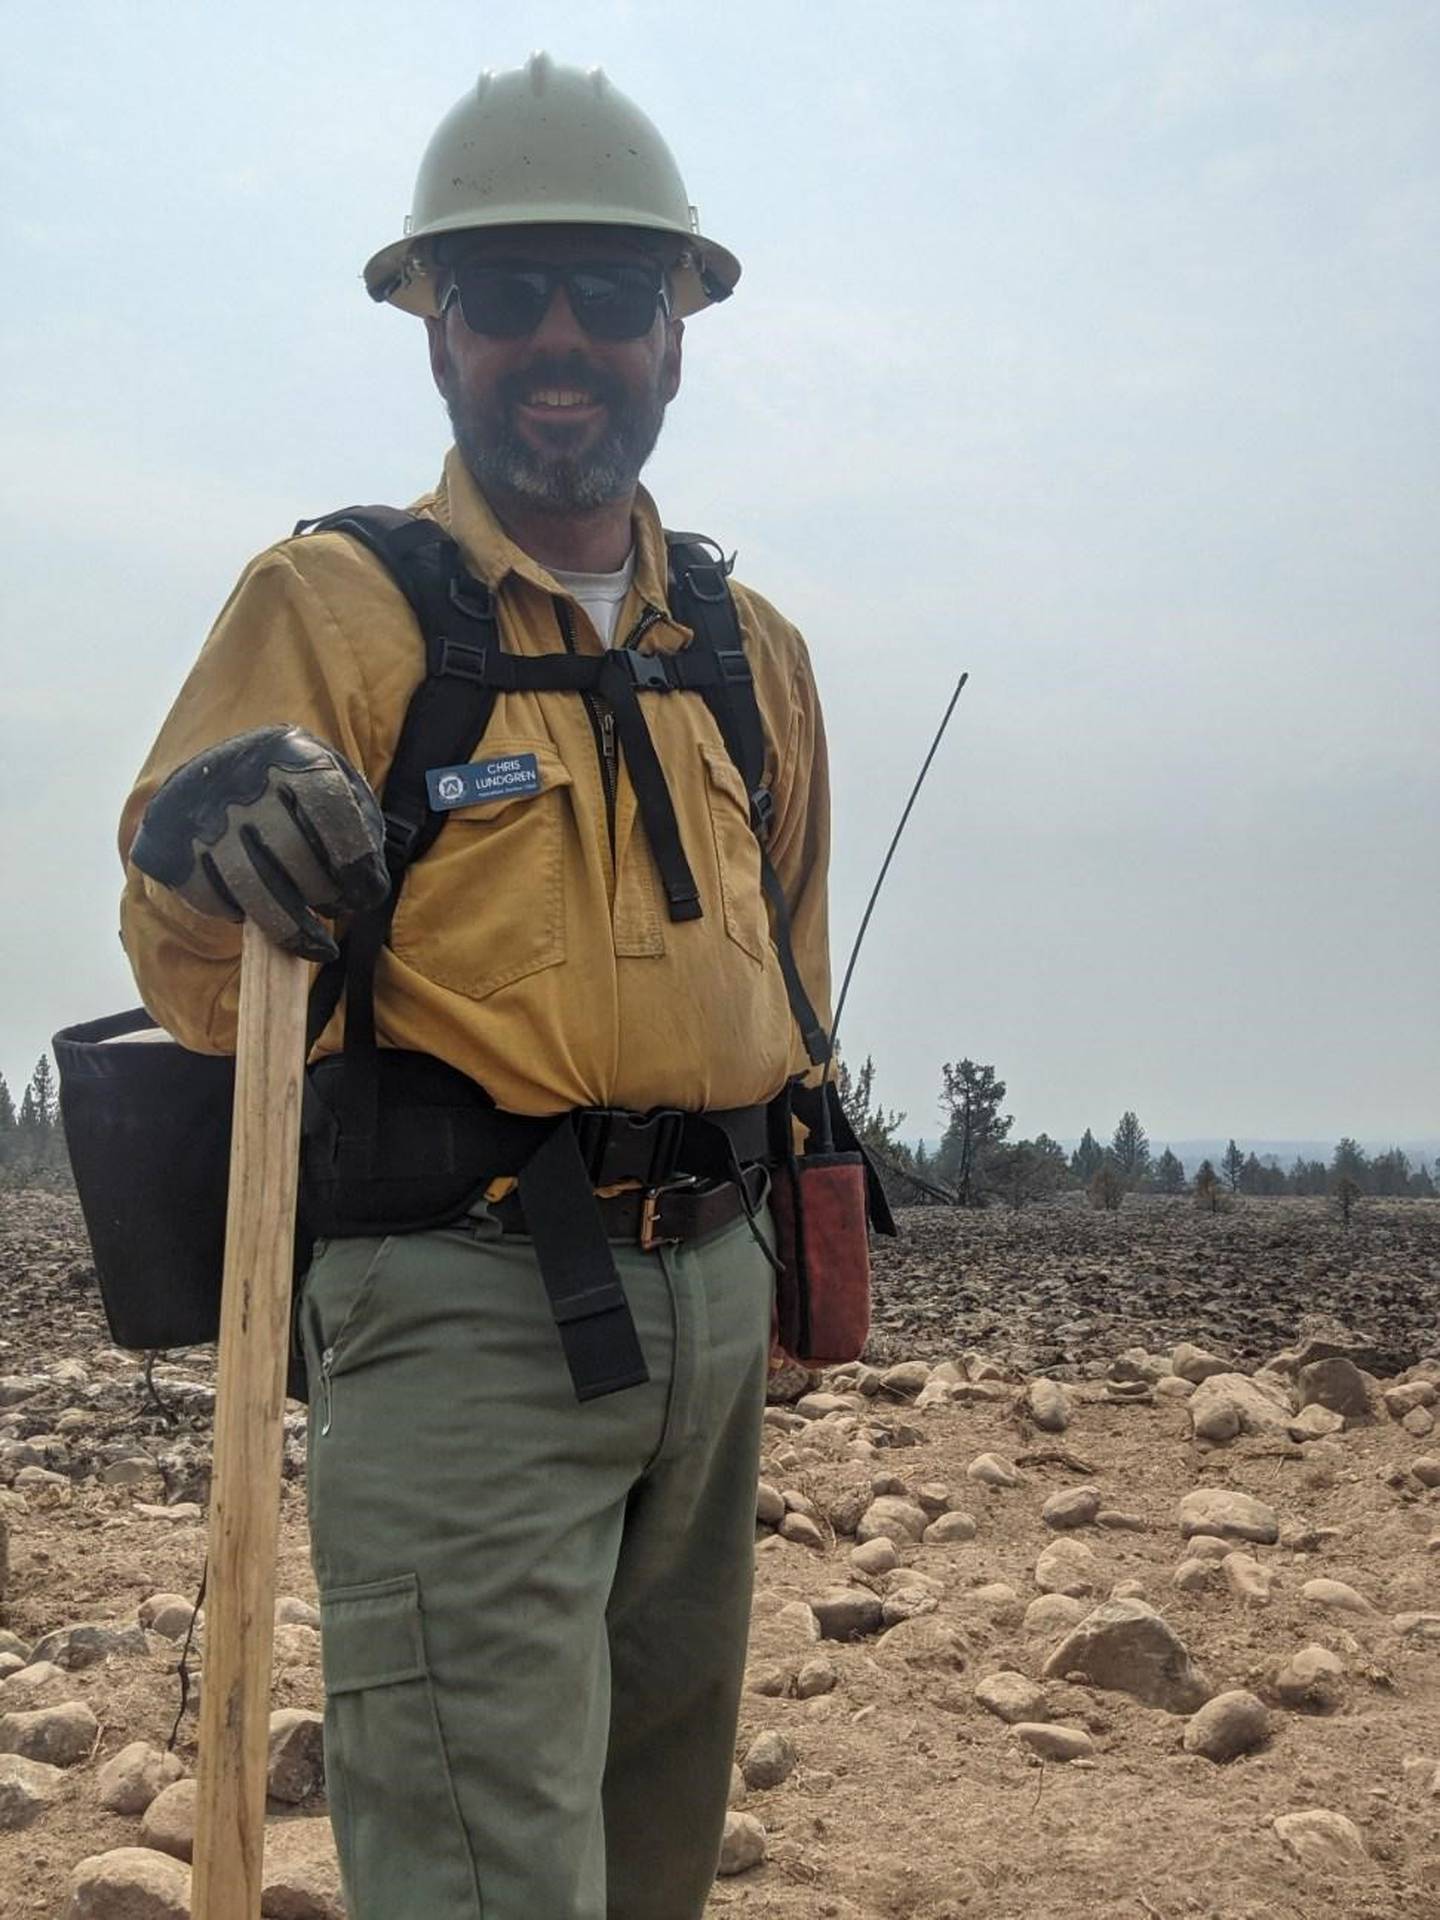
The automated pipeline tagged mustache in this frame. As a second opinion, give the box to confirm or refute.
[496,356,627,411]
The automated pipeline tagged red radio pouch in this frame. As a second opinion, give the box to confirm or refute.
[768,1083,896,1369]
[770,1151,871,1365]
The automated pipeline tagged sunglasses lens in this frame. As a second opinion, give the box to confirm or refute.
[566,267,665,341]
[449,263,664,340]
[453,268,551,338]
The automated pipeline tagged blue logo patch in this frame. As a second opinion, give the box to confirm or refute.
[427,754,542,810]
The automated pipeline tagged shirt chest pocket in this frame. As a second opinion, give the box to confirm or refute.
[700,743,769,966]
[390,740,574,1000]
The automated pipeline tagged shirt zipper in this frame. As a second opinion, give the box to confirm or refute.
[553,598,666,863]
[598,707,618,817]
[554,599,618,857]
[623,605,664,652]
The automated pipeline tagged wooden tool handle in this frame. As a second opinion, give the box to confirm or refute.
[192,921,310,1919]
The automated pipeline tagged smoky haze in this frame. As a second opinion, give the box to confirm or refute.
[1,0,1436,1149]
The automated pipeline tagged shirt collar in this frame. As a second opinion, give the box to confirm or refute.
[433,446,678,625]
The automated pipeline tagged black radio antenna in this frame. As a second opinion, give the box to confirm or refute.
[828,671,969,1068]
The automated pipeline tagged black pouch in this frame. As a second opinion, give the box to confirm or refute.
[53,1016,544,1387]
[54,1008,314,1395]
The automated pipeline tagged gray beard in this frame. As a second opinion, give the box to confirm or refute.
[444,378,668,513]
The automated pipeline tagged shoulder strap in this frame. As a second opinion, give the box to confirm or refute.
[664,536,768,822]
[296,505,504,876]
[295,506,506,1152]
[665,535,830,1070]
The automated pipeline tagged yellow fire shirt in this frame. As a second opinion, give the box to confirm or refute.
[119,450,832,1118]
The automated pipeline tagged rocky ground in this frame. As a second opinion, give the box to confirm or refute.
[1,1186,1438,1918]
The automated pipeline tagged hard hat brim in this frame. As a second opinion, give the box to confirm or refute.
[364,214,740,321]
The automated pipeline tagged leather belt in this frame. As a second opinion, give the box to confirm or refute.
[493,1164,768,1253]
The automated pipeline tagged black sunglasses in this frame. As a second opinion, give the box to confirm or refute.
[441,261,672,342]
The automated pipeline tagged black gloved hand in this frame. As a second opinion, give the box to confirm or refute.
[131,726,389,962]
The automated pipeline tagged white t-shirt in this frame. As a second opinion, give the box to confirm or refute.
[551,552,637,649]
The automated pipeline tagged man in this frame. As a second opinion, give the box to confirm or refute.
[119,53,831,1920]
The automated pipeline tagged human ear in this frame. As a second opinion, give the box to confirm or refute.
[425,312,451,397]
[660,317,684,405]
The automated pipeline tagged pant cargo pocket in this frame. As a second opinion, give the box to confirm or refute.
[321,1572,481,1919]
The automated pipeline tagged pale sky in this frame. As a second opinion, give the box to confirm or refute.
[2,0,1436,1146]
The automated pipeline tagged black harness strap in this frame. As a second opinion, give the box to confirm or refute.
[550,598,702,926]
[296,507,505,1164]
[665,536,831,1069]
[517,1120,649,1400]
[596,650,702,921]
[665,538,769,813]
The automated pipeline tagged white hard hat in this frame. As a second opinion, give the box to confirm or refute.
[364,53,741,320]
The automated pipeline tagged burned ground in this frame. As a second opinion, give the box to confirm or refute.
[1,1188,1438,1918]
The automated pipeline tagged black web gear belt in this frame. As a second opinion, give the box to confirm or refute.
[300,1049,772,1402]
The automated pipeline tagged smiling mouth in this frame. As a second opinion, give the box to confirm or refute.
[522,386,601,411]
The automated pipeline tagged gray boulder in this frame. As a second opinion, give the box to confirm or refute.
[1042,1599,1211,1712]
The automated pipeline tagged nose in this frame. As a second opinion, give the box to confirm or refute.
[528,281,589,352]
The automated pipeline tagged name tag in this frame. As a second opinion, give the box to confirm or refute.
[427,754,542,809]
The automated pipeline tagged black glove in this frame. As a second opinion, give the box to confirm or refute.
[131,726,389,962]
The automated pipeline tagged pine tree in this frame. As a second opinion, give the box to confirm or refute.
[0,1073,15,1166]
[1069,1128,1104,1187]
[1089,1161,1124,1212]
[27,1056,57,1128]
[1222,1139,1245,1194]
[935,1060,1012,1207]
[16,1056,61,1170]
[834,1052,910,1163]
[1368,1148,1412,1197]
[991,1135,1069,1211]
[1155,1147,1186,1194]
[1289,1155,1327,1197]
[1110,1111,1151,1190]
[1331,1138,1369,1192]
[1032,1134,1070,1186]
[1334,1174,1361,1226]
[1194,1160,1221,1213]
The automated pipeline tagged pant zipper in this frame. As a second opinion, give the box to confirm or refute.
[320,1346,336,1437]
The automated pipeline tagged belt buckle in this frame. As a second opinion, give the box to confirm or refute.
[639,1188,679,1253]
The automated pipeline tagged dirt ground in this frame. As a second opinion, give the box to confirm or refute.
[2,1186,1438,1919]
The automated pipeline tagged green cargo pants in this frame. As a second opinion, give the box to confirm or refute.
[299,1201,773,1920]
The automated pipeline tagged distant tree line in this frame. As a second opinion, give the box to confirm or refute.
[837,1052,1437,1211]
[4,1040,1433,1214]
[1165,1134,1434,1203]
[0,1056,70,1178]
